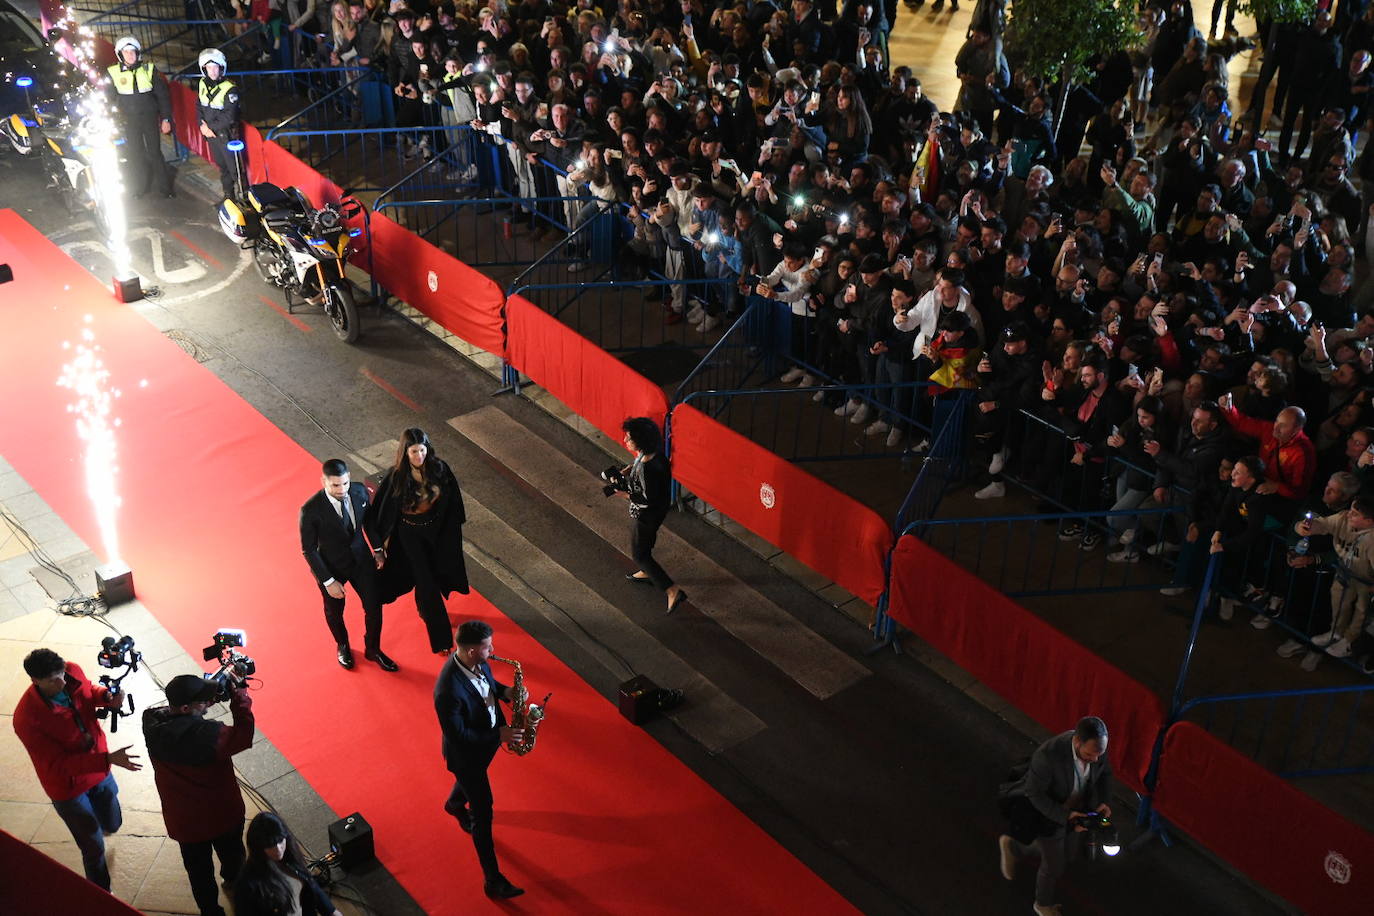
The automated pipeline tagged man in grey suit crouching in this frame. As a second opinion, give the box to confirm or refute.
[997,716,1114,916]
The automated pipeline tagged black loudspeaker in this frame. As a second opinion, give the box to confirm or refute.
[327,812,375,868]
[618,675,660,725]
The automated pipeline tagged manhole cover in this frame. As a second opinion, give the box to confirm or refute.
[163,329,213,363]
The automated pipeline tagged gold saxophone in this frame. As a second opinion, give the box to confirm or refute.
[490,656,551,756]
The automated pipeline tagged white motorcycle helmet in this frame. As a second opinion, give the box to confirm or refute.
[198,49,228,78]
[114,36,141,59]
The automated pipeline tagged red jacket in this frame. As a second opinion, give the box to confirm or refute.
[12,663,117,802]
[1223,405,1317,501]
[142,688,254,842]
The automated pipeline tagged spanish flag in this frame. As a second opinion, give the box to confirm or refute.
[910,134,940,203]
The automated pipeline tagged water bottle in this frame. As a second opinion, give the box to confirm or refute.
[1295,512,1315,557]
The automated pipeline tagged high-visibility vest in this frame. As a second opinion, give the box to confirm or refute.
[198,79,236,109]
[107,61,156,95]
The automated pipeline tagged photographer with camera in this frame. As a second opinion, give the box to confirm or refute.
[607,417,687,614]
[142,673,255,916]
[13,647,142,891]
[997,716,1115,916]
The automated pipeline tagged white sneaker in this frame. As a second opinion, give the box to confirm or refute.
[687,305,705,324]
[1219,598,1237,621]
[567,261,590,273]
[811,390,826,403]
[910,438,931,454]
[1033,904,1063,916]
[1250,613,1271,630]
[1107,549,1139,564]
[780,367,804,384]
[1300,650,1322,672]
[1276,639,1306,658]
[865,419,891,437]
[699,314,720,332]
[975,481,1005,499]
[1159,586,1188,597]
[988,447,1009,475]
[834,399,860,418]
[850,403,873,425]
[1147,541,1180,556]
[1327,638,1352,658]
[1311,630,1337,647]
[885,426,904,448]
[798,373,817,388]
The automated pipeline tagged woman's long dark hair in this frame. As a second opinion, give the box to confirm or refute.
[390,427,444,510]
[235,813,307,915]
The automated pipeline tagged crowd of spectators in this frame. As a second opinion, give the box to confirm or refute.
[217,0,1374,674]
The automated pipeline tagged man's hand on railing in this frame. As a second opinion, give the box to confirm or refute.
[1153,486,1170,504]
[978,400,998,413]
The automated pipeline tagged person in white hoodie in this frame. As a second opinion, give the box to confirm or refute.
[894,266,984,362]
[892,267,984,449]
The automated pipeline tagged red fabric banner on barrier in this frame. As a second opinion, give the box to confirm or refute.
[367,212,506,355]
[669,404,892,605]
[262,139,345,206]
[506,294,668,440]
[1,829,142,916]
[1153,722,1374,915]
[886,534,1163,791]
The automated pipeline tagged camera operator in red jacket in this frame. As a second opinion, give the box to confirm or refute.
[12,648,141,891]
[142,674,255,916]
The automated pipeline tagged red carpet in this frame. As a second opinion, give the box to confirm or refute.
[0,210,857,915]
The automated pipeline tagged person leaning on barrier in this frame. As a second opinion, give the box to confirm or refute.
[12,648,142,891]
[1269,472,1362,653]
[1288,495,1374,663]
[972,320,1045,501]
[997,716,1114,916]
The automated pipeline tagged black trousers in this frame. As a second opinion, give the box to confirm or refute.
[630,510,674,590]
[122,109,172,195]
[178,820,245,916]
[446,762,501,881]
[317,560,383,653]
[398,520,456,653]
[206,135,241,198]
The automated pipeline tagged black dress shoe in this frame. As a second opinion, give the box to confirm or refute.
[484,876,524,899]
[667,590,688,614]
[443,800,473,832]
[625,573,654,585]
[364,649,399,671]
[336,645,355,669]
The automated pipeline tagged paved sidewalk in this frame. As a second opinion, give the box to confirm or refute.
[0,456,381,915]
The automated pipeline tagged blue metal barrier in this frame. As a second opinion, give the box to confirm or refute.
[171,68,367,121]
[507,279,722,355]
[900,507,1184,597]
[84,15,255,70]
[266,70,393,136]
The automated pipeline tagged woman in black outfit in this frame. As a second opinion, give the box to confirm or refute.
[621,417,688,613]
[233,813,340,916]
[366,427,470,654]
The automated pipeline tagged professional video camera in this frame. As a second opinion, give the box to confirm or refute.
[1073,811,1121,861]
[95,635,141,733]
[600,466,629,498]
[201,629,256,702]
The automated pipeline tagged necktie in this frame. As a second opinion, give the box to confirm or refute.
[339,497,354,536]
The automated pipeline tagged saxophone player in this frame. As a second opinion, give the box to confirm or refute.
[434,621,525,899]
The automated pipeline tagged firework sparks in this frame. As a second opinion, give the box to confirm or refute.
[57,317,123,565]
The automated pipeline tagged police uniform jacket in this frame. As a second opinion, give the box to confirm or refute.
[197,77,241,139]
[106,59,172,121]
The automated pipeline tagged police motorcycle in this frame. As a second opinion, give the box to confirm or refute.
[1,84,112,237]
[218,183,367,343]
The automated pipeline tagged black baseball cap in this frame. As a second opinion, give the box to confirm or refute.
[1003,321,1030,343]
[166,674,216,706]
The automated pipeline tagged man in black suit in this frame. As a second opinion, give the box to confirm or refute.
[434,620,525,899]
[299,458,397,672]
[997,716,1114,916]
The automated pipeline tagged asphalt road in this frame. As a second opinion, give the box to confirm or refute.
[0,148,1293,916]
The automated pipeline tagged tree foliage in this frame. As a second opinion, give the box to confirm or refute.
[1235,0,1318,24]
[1004,0,1140,88]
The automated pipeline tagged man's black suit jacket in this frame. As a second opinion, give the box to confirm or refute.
[299,482,376,585]
[434,654,510,774]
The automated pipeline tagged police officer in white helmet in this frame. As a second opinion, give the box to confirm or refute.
[107,36,174,198]
[196,49,243,199]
